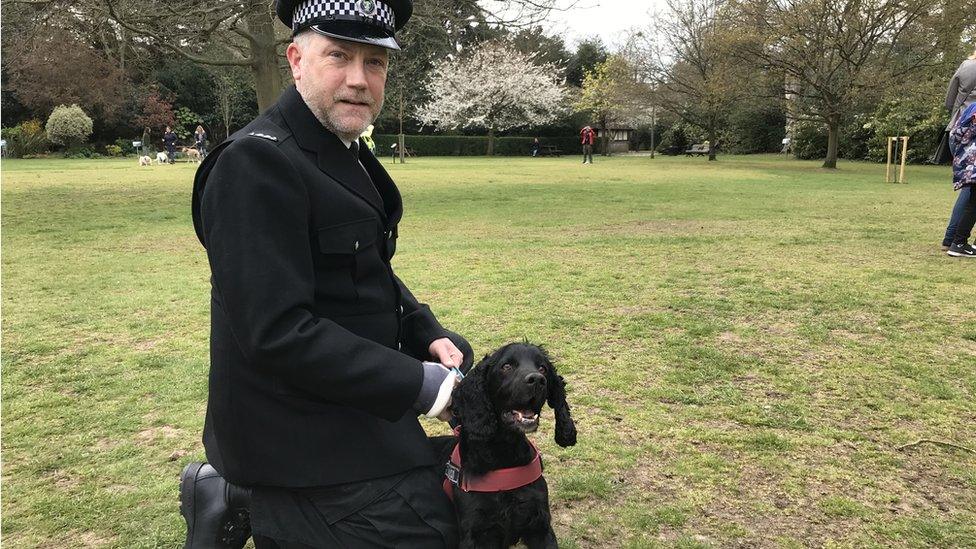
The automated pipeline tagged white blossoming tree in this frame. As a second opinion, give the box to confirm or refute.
[417,42,568,156]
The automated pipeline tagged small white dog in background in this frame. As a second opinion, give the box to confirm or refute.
[155,152,169,164]
[138,155,152,166]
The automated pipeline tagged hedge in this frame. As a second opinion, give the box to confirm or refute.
[372,134,583,156]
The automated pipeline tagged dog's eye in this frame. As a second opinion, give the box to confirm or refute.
[538,365,547,374]
[500,363,513,373]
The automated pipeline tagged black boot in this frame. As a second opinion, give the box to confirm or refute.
[179,462,252,549]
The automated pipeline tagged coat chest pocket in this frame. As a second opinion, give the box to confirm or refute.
[318,218,378,256]
[384,224,398,259]
[316,218,379,299]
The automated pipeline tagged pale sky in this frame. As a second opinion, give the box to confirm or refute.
[544,0,664,48]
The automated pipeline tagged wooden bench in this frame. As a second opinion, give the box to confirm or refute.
[538,145,563,157]
[684,144,709,156]
[390,144,415,156]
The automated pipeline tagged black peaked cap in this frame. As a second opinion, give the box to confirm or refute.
[276,0,413,32]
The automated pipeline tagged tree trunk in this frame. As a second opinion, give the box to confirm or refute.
[398,94,405,164]
[601,119,609,156]
[119,28,126,73]
[707,124,717,162]
[823,113,840,169]
[247,9,284,112]
[487,126,495,156]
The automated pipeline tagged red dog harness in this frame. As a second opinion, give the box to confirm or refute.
[443,427,543,502]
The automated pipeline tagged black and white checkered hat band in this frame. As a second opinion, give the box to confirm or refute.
[293,0,395,32]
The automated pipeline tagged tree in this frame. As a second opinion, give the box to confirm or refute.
[510,26,572,68]
[732,0,952,168]
[210,66,259,139]
[98,0,579,112]
[46,104,94,150]
[574,55,649,155]
[3,32,130,125]
[418,41,568,155]
[133,89,176,133]
[640,0,751,161]
[92,0,286,111]
[565,37,609,87]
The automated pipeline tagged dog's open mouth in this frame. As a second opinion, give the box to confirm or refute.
[507,409,540,432]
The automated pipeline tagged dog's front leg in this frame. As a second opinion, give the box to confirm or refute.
[461,527,507,549]
[523,525,558,549]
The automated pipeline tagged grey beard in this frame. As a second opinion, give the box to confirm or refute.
[299,87,382,141]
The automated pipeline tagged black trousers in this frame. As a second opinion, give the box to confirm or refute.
[953,186,976,245]
[251,466,458,548]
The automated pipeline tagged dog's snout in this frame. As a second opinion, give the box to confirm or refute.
[525,372,546,386]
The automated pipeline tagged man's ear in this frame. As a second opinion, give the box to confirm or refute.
[286,42,303,82]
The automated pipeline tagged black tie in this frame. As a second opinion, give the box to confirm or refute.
[349,140,359,158]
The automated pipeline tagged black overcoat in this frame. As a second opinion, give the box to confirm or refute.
[191,85,450,488]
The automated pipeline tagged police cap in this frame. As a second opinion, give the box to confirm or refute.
[276,0,413,50]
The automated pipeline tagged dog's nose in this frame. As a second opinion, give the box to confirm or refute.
[525,373,546,386]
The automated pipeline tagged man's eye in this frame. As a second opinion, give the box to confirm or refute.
[329,51,347,59]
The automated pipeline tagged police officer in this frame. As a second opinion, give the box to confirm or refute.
[180,1,470,546]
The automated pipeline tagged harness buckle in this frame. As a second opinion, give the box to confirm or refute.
[444,462,461,486]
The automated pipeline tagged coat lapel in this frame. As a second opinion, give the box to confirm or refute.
[359,143,403,225]
[277,86,385,217]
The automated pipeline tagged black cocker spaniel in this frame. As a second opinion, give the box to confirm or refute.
[439,342,577,548]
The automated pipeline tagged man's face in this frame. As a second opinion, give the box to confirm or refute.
[287,33,388,141]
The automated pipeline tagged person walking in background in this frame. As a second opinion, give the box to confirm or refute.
[947,102,976,258]
[194,125,208,158]
[941,48,976,251]
[141,126,151,157]
[162,126,177,164]
[532,137,540,157]
[580,125,596,164]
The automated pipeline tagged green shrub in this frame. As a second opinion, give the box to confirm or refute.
[864,99,948,164]
[64,146,101,159]
[104,144,123,157]
[658,123,696,153]
[174,107,202,140]
[1,120,51,157]
[727,107,786,154]
[792,121,828,160]
[372,134,581,156]
[115,137,137,155]
[792,100,948,164]
[45,104,93,150]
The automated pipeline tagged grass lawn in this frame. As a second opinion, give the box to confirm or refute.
[2,154,974,548]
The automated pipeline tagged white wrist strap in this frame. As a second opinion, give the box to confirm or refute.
[425,370,456,418]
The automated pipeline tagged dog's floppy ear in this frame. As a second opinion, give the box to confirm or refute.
[452,354,497,440]
[542,350,577,447]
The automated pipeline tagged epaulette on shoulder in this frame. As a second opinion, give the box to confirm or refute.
[246,131,280,142]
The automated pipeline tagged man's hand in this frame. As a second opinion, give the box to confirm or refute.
[428,337,463,369]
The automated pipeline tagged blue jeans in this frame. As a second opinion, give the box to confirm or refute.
[943,186,973,246]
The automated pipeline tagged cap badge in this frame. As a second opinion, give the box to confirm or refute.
[357,0,377,16]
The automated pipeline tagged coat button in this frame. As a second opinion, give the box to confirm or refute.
[386,231,392,239]
[354,240,359,251]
